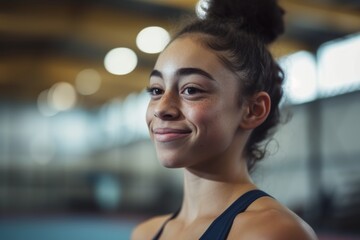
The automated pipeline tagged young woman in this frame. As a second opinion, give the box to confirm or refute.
[132,0,318,239]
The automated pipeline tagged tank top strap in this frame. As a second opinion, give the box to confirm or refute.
[152,209,180,240]
[199,189,271,240]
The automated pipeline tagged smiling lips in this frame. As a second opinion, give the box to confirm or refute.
[153,128,192,142]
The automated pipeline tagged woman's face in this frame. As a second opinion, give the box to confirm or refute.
[146,36,245,169]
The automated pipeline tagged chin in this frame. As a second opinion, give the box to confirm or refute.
[157,153,186,169]
[159,159,184,169]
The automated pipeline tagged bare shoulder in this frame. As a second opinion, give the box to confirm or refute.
[131,214,171,240]
[228,197,318,240]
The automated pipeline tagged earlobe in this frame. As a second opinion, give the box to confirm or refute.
[240,92,271,130]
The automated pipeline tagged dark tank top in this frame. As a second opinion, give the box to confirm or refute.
[152,189,271,240]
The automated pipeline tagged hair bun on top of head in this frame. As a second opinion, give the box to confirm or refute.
[204,0,285,44]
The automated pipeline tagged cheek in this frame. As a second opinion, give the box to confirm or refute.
[145,104,153,128]
[186,101,210,118]
[187,99,240,138]
[186,101,223,130]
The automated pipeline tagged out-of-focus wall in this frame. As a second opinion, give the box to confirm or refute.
[254,90,360,232]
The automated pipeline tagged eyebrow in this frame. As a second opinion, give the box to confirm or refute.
[149,69,162,79]
[149,67,215,81]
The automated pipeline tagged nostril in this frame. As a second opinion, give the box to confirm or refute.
[154,110,179,120]
[162,113,175,119]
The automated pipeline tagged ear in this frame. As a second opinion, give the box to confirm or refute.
[239,91,271,130]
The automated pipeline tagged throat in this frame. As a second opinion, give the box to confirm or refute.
[180,174,256,222]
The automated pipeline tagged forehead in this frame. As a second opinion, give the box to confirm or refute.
[154,35,225,75]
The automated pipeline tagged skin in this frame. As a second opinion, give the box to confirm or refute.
[132,35,318,240]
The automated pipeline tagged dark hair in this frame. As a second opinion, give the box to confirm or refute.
[173,0,285,171]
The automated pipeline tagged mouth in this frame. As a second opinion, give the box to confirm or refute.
[153,128,192,142]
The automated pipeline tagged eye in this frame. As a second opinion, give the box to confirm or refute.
[183,87,201,95]
[146,87,163,96]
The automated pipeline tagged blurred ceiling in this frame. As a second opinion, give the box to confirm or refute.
[0,0,359,108]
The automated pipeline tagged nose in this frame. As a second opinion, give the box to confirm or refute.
[153,92,180,120]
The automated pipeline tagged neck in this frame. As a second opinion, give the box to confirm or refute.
[179,157,256,222]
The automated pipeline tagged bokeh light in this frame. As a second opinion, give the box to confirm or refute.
[75,69,102,95]
[318,33,360,97]
[37,89,58,117]
[104,48,138,75]
[94,175,122,211]
[279,51,318,104]
[136,26,170,54]
[48,82,77,111]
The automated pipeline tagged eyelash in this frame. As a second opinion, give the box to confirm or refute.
[182,87,201,95]
[146,87,163,96]
[146,86,204,98]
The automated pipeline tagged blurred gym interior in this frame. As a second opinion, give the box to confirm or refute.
[0,0,360,239]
